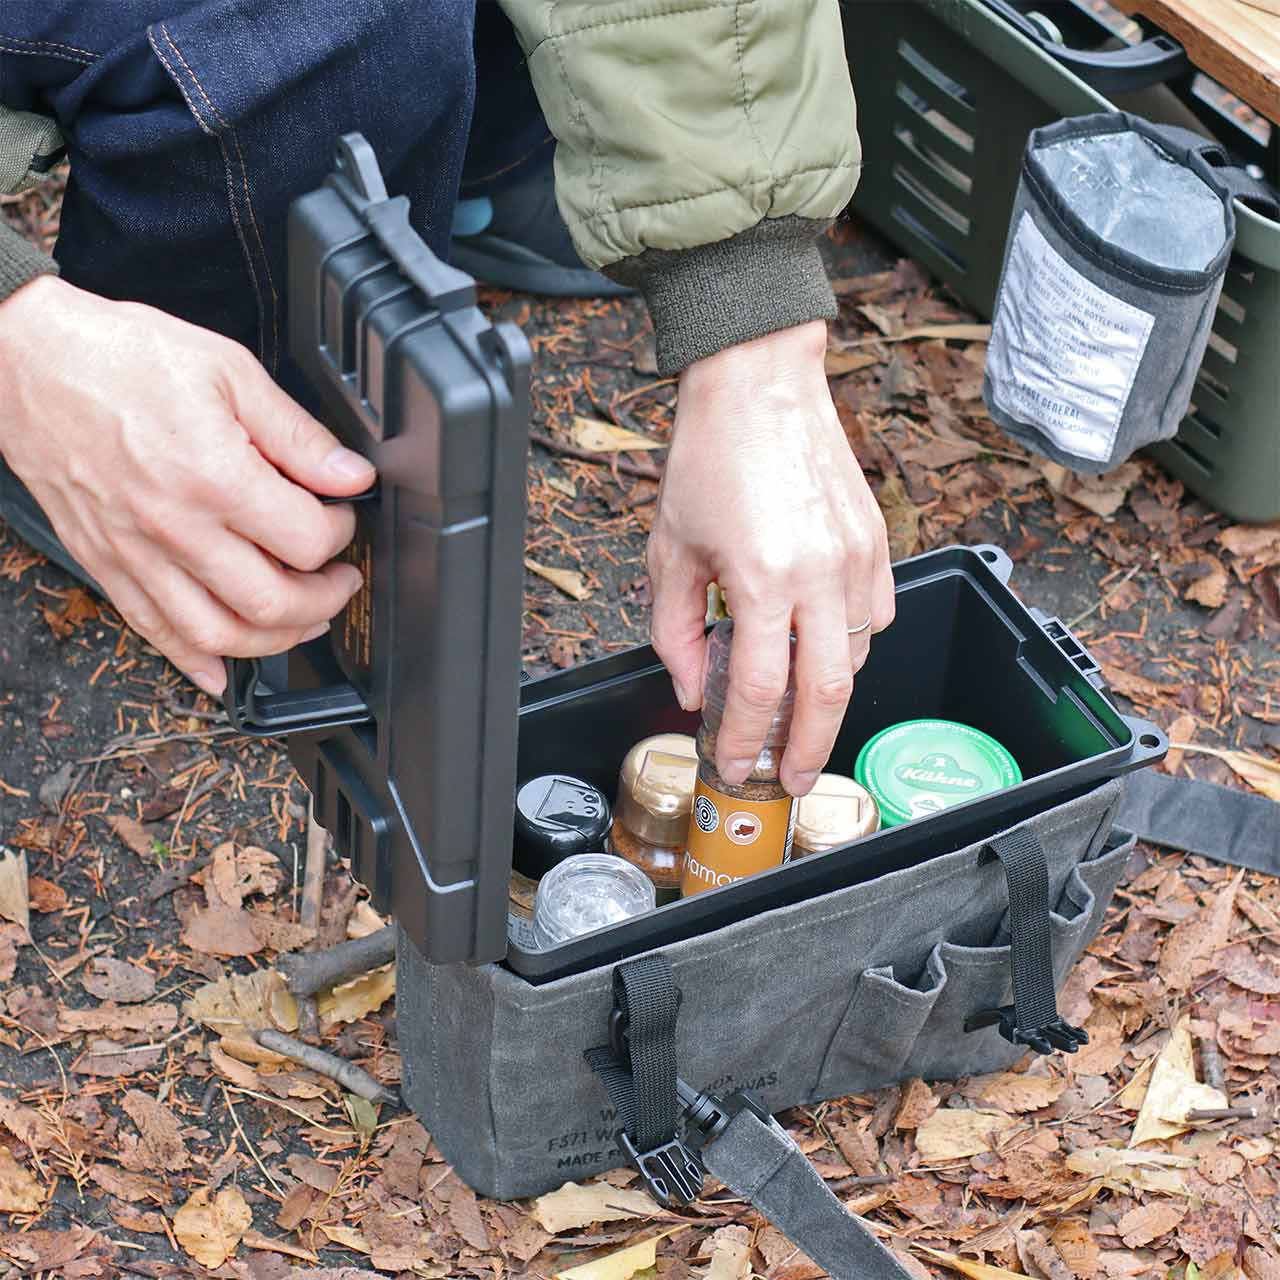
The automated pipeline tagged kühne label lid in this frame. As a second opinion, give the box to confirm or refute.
[855,719,1022,828]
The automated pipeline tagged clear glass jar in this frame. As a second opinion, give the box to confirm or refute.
[531,853,656,949]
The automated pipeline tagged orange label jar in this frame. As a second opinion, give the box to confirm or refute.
[679,620,797,898]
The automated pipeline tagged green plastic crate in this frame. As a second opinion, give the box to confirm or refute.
[843,0,1280,522]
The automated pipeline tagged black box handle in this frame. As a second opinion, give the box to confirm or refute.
[981,0,1189,94]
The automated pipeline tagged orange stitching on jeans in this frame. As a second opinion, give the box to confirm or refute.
[149,24,266,364]
[0,33,97,61]
[158,25,279,373]
[0,40,93,65]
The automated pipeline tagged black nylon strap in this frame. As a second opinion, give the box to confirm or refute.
[587,954,680,1153]
[980,828,1059,1033]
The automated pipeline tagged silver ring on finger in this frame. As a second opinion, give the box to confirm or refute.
[847,616,873,636]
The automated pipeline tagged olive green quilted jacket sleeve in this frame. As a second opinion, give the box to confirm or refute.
[0,106,63,300]
[497,0,861,373]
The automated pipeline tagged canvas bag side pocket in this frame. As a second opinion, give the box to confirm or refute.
[984,111,1242,473]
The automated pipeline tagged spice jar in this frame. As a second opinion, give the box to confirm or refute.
[513,775,612,878]
[607,733,698,905]
[680,619,797,897]
[531,853,656,949]
[792,774,880,856]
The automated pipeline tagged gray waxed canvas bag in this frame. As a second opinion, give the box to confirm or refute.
[984,112,1258,473]
[398,778,1133,1198]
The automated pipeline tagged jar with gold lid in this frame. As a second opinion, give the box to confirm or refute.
[792,773,880,856]
[607,733,698,904]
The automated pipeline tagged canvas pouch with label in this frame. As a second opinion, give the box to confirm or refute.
[984,112,1237,473]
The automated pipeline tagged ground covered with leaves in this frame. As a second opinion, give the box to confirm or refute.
[1,181,1278,1280]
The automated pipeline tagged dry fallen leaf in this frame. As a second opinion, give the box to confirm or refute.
[556,1235,662,1280]
[316,962,395,1029]
[120,1089,191,1173]
[877,474,920,561]
[82,955,157,1004]
[916,1244,1026,1279]
[894,1078,938,1129]
[825,349,881,377]
[1162,714,1197,774]
[1130,1018,1228,1145]
[26,875,67,913]
[1158,872,1243,991]
[699,1225,752,1280]
[525,558,591,602]
[1065,1146,1192,1196]
[1117,1200,1187,1248]
[1051,1218,1101,1280]
[0,1147,42,1213]
[173,1185,252,1269]
[914,1108,1017,1160]
[58,1002,177,1038]
[1217,521,1280,562]
[105,814,156,859]
[969,1071,1065,1113]
[1172,743,1280,802]
[0,847,29,933]
[530,1180,661,1233]
[1185,558,1230,609]
[571,416,663,453]
[241,1229,320,1264]
[185,969,299,1038]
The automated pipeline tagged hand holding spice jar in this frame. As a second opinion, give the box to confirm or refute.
[681,619,798,897]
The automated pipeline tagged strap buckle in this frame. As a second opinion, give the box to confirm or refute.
[619,1130,705,1208]
[964,1005,1089,1055]
[608,1006,772,1208]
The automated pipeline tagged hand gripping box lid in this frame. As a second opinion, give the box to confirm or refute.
[221,132,1170,979]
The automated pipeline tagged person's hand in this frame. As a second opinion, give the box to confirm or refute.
[647,319,895,797]
[0,276,374,696]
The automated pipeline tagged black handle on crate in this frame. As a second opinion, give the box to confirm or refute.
[222,651,371,736]
[981,0,1189,93]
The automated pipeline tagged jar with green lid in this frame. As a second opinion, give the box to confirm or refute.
[854,719,1022,827]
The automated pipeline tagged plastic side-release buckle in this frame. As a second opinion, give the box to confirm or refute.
[963,1006,1089,1056]
[605,1006,772,1208]
[619,1130,705,1208]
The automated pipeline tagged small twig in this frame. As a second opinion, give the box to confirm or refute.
[301,803,328,934]
[1200,1034,1227,1099]
[163,699,229,724]
[253,1028,398,1105]
[612,376,676,407]
[226,1086,353,1137]
[1187,1106,1258,1122]
[1066,561,1144,629]
[830,1173,895,1193]
[221,1084,286,1195]
[529,429,662,480]
[277,926,396,999]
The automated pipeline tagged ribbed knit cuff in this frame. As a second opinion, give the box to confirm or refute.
[0,223,57,303]
[604,215,837,376]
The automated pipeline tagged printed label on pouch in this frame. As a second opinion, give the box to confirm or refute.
[988,211,1154,463]
[680,779,795,897]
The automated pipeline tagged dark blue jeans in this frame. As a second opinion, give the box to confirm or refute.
[1,0,540,401]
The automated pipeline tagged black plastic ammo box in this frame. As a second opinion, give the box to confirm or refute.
[225,137,1167,984]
